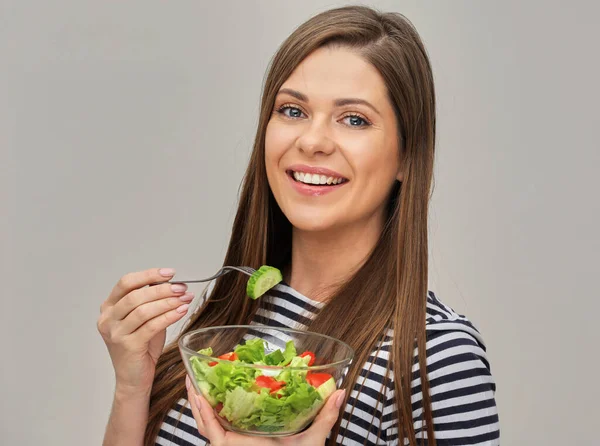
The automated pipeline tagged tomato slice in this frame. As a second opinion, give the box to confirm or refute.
[215,402,224,413]
[255,375,286,393]
[306,372,333,388]
[209,352,238,367]
[219,352,238,361]
[299,351,316,366]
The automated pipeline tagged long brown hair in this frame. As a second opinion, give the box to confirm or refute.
[145,5,436,445]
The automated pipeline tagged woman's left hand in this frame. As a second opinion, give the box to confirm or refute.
[185,375,346,446]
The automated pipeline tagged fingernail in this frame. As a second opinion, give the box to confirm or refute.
[185,375,191,391]
[335,389,346,409]
[195,394,203,413]
[179,293,194,302]
[171,283,187,293]
[159,268,176,277]
[177,304,189,314]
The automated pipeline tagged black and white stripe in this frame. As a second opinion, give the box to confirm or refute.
[157,284,500,445]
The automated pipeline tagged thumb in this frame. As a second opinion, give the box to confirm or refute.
[306,389,346,437]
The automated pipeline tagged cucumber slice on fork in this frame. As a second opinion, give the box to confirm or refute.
[246,266,283,299]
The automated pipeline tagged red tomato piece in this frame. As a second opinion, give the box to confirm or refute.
[299,351,316,366]
[306,372,333,388]
[215,402,224,413]
[209,352,238,367]
[255,375,286,393]
[218,352,238,361]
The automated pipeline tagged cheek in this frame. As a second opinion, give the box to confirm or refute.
[265,121,296,164]
[347,134,399,178]
[264,123,279,179]
[265,121,293,192]
[265,121,304,199]
[346,138,400,207]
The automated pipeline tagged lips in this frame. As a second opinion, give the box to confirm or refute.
[284,164,349,197]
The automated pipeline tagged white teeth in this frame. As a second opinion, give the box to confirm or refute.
[292,171,345,185]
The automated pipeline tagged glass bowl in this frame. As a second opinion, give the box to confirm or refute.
[179,325,354,436]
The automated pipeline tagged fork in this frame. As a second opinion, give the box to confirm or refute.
[149,265,256,286]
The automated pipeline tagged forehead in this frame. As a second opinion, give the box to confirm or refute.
[280,46,388,102]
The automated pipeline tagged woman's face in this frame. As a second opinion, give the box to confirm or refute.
[265,46,402,233]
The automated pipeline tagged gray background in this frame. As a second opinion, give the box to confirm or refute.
[2,1,599,445]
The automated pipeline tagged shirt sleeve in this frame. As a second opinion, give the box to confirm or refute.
[383,329,500,445]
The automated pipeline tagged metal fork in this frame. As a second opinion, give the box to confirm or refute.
[150,265,256,286]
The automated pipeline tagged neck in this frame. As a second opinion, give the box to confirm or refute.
[287,214,385,302]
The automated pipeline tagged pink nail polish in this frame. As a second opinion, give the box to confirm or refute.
[171,283,187,293]
[176,304,189,314]
[335,390,346,409]
[179,293,194,302]
[185,375,191,391]
[159,268,176,277]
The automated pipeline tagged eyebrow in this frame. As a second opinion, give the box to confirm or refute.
[277,88,381,116]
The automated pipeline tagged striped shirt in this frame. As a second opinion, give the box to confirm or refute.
[157,283,500,445]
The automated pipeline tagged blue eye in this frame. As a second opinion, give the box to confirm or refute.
[343,115,370,127]
[278,106,305,119]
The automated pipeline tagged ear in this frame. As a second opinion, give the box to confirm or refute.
[396,169,404,182]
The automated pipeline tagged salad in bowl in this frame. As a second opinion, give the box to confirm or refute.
[180,326,353,436]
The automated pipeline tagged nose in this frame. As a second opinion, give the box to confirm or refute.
[295,120,336,157]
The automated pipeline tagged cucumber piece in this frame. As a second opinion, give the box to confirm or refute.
[317,377,336,400]
[246,266,283,299]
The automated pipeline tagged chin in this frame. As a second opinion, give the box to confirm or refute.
[284,211,338,233]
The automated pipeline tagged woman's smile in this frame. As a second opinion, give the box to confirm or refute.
[285,164,349,197]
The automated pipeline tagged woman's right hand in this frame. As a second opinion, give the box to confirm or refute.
[97,268,194,395]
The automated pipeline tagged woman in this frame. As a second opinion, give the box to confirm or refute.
[98,6,499,446]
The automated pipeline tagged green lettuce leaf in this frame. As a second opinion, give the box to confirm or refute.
[289,355,311,368]
[198,347,213,356]
[284,382,320,411]
[190,357,257,403]
[190,356,212,381]
[282,341,297,366]
[234,338,265,363]
[221,386,261,421]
